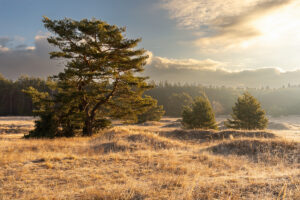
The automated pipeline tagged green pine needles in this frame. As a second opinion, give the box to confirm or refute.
[24,17,163,138]
[181,96,218,129]
[137,98,165,123]
[225,92,268,130]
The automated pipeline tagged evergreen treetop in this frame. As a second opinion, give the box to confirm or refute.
[181,96,218,129]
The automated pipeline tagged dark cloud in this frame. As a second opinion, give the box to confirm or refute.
[0,36,12,47]
[0,35,62,80]
[15,44,28,49]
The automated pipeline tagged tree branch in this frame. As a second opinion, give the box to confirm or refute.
[90,77,120,119]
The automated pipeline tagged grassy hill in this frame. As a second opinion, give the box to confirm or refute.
[0,118,299,199]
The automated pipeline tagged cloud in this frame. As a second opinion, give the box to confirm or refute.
[0,36,12,47]
[1,35,299,88]
[144,54,300,87]
[161,0,298,51]
[0,35,62,80]
[161,0,259,29]
[0,46,9,52]
[148,54,224,70]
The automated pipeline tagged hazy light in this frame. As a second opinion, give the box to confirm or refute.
[251,2,300,46]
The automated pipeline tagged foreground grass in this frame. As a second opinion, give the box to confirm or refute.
[0,122,299,199]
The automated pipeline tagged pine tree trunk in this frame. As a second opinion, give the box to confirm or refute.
[83,118,93,136]
[82,105,94,136]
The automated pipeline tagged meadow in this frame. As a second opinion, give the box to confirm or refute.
[0,117,299,199]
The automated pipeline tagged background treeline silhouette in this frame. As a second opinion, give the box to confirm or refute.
[1,74,300,117]
[145,82,300,117]
[0,74,49,116]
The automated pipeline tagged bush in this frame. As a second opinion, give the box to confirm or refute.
[25,113,60,138]
[181,97,217,129]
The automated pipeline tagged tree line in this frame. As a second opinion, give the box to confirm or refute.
[2,76,300,118]
[145,82,300,117]
[0,75,49,116]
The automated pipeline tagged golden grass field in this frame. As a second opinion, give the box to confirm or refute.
[0,117,299,199]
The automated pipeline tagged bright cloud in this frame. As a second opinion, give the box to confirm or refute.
[144,52,300,87]
[0,45,9,52]
[150,56,224,70]
[161,0,300,51]
[145,56,300,87]
[161,0,262,29]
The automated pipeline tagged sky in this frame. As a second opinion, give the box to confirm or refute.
[1,0,300,87]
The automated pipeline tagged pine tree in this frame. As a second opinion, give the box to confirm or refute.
[25,17,158,137]
[225,92,268,130]
[181,96,217,129]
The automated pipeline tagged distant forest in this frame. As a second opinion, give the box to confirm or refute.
[0,74,49,116]
[146,82,300,117]
[1,74,300,117]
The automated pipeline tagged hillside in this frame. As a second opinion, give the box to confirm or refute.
[0,118,299,199]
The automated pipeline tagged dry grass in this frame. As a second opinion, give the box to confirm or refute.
[0,116,35,134]
[0,118,299,199]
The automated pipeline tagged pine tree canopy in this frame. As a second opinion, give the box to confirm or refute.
[24,17,160,137]
[225,92,268,130]
[181,96,218,129]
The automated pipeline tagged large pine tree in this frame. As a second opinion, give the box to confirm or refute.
[25,17,160,137]
[225,92,268,130]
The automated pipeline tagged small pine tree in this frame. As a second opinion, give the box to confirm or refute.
[181,96,218,129]
[225,92,268,130]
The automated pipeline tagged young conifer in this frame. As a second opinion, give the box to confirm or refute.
[225,92,268,130]
[181,96,217,129]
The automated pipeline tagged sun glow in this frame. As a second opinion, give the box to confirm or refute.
[252,2,300,45]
